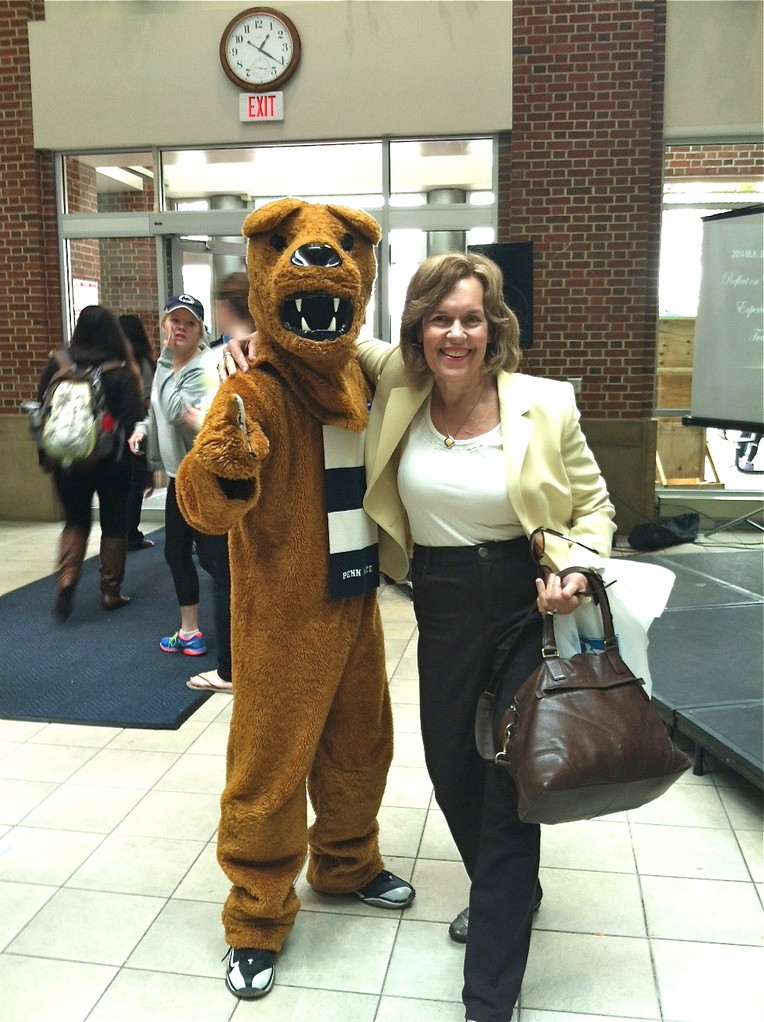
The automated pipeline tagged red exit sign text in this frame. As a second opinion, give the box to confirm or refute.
[239,93,284,122]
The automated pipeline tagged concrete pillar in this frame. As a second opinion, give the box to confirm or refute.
[426,188,466,256]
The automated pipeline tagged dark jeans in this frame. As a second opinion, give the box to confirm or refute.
[164,476,232,681]
[126,456,152,545]
[411,538,544,1022]
[54,456,131,538]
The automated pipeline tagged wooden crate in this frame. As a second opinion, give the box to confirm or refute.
[656,419,722,487]
[656,370,693,409]
[654,319,722,485]
[656,318,694,411]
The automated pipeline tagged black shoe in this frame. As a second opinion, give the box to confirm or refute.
[224,947,275,999]
[448,906,470,943]
[449,888,543,944]
[355,869,415,909]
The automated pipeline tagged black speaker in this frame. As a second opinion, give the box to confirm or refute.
[468,242,534,349]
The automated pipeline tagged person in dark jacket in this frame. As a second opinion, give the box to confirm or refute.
[119,313,157,550]
[37,305,145,619]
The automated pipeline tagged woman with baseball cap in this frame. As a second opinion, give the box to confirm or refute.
[129,295,233,692]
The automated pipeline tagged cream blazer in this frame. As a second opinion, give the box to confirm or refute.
[357,340,616,582]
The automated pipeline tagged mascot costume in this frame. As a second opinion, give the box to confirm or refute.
[175,199,414,1000]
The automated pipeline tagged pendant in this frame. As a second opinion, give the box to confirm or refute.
[444,435,456,448]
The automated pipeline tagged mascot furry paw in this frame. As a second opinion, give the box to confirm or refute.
[176,199,410,977]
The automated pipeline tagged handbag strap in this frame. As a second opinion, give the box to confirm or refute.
[51,348,74,372]
[483,566,616,699]
[543,567,618,656]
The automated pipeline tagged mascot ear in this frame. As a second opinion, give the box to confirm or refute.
[327,204,382,246]
[242,197,303,238]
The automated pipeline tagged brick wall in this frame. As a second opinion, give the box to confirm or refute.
[665,143,764,178]
[0,0,60,410]
[98,186,160,352]
[501,0,667,420]
[100,235,160,353]
[63,154,97,214]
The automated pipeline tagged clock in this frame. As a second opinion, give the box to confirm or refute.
[219,7,301,91]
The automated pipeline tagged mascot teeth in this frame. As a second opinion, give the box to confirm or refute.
[282,292,353,341]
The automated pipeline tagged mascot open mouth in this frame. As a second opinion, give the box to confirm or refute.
[280,292,353,341]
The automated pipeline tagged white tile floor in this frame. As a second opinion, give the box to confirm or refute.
[0,520,762,1022]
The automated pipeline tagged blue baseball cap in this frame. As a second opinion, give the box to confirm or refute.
[164,294,205,322]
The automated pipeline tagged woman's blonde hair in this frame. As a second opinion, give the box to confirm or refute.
[400,252,521,384]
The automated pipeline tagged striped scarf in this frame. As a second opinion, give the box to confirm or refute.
[323,424,379,599]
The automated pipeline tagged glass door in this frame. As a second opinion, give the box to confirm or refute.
[164,236,248,342]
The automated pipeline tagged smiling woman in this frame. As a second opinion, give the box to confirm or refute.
[356,248,616,1022]
[421,277,494,440]
[399,252,518,386]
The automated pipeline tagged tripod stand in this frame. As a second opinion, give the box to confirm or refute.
[706,508,764,536]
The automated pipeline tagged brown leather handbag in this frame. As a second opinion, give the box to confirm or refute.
[475,567,691,825]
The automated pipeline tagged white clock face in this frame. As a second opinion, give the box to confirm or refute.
[224,12,296,86]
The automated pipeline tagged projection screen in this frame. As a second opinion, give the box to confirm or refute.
[684,205,764,432]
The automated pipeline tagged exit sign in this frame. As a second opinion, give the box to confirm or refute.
[239,93,284,122]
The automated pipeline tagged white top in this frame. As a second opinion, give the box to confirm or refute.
[397,398,524,547]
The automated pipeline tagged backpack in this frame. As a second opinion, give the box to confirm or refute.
[33,350,125,470]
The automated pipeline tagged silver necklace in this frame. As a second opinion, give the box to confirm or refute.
[440,382,486,449]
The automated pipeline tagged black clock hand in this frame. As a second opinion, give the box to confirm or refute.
[244,34,282,65]
[246,33,270,52]
[256,36,285,65]
[258,46,283,65]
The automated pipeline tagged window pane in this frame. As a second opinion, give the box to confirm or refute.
[659,208,710,317]
[180,257,213,333]
[390,138,493,198]
[67,237,159,346]
[388,230,426,343]
[64,153,154,214]
[161,143,383,205]
[467,226,495,246]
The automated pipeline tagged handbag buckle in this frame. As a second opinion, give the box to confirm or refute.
[494,701,518,766]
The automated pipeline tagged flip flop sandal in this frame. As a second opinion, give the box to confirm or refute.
[128,538,155,550]
[186,671,233,692]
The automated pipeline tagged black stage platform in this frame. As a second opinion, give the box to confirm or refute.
[636,549,763,788]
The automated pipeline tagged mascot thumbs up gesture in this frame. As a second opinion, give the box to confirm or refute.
[176,199,414,1001]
